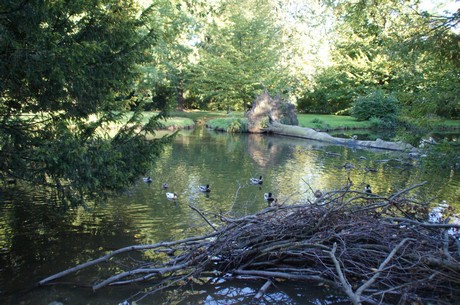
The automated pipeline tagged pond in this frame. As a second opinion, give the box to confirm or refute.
[1,127,459,305]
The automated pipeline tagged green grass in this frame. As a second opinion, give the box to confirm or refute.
[205,117,248,132]
[142,110,242,129]
[145,111,377,131]
[169,110,241,121]
[141,111,459,132]
[297,114,373,130]
[159,116,195,129]
[432,119,460,130]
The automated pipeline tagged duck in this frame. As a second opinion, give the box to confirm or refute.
[364,167,378,173]
[314,190,322,199]
[162,183,169,189]
[264,192,276,202]
[166,192,178,200]
[250,176,263,185]
[143,176,152,183]
[364,184,372,194]
[199,184,211,192]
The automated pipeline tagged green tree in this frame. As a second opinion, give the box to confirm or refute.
[398,5,460,119]
[0,0,173,204]
[186,0,285,111]
[136,0,202,112]
[351,89,400,123]
[302,0,459,118]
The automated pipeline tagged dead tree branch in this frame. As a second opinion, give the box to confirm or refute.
[38,182,460,304]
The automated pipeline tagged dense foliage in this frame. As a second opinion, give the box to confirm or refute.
[1,0,458,203]
[351,90,400,123]
[185,0,284,111]
[0,0,174,204]
[300,0,459,120]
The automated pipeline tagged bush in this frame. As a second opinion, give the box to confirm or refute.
[227,118,248,133]
[351,90,400,122]
[369,117,397,129]
[310,118,331,131]
[206,117,248,133]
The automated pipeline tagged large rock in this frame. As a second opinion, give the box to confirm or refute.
[246,91,298,133]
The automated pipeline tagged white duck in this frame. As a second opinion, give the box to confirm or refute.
[250,176,263,185]
[199,184,211,192]
[166,192,178,200]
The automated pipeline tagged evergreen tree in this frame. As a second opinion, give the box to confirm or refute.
[0,0,173,204]
[186,0,285,110]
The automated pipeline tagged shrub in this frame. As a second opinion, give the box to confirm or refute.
[351,90,400,122]
[227,119,248,133]
[369,117,397,129]
[310,118,331,131]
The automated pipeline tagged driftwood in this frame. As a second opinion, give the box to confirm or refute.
[39,182,460,304]
[263,122,414,151]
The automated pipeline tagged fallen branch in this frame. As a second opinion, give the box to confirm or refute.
[188,204,218,231]
[254,279,272,300]
[38,183,460,304]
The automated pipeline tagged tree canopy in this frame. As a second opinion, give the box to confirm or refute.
[299,0,459,118]
[1,0,458,203]
[0,0,174,204]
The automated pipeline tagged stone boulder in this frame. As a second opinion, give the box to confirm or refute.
[246,91,298,133]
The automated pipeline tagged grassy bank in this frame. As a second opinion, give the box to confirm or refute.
[200,112,373,132]
[199,112,460,132]
[297,114,372,130]
[138,110,460,133]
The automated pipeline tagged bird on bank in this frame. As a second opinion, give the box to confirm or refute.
[364,184,372,194]
[250,176,263,185]
[162,183,169,189]
[143,177,152,183]
[199,184,211,192]
[166,192,178,200]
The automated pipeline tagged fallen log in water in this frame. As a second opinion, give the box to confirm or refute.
[39,182,460,304]
[263,122,414,151]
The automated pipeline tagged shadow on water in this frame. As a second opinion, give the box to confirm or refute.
[1,126,459,304]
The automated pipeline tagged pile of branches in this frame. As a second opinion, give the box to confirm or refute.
[39,182,460,304]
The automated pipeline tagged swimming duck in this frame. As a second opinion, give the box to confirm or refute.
[264,192,275,202]
[166,192,178,200]
[162,183,169,189]
[364,184,372,194]
[314,190,322,198]
[143,177,152,183]
[199,184,211,192]
[250,176,263,185]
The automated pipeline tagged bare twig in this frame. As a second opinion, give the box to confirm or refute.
[188,204,218,231]
[38,183,460,305]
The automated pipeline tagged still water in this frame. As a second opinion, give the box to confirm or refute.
[1,127,459,304]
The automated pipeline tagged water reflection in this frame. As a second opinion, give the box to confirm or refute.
[0,127,458,305]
